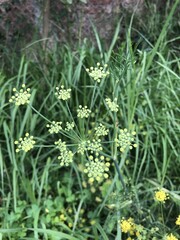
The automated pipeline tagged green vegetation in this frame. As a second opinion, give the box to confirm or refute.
[0,1,179,239]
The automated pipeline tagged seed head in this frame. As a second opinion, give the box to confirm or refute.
[77,105,91,118]
[55,85,71,100]
[94,123,109,138]
[65,122,75,131]
[86,62,109,83]
[15,133,35,152]
[55,139,73,166]
[9,84,31,106]
[87,139,103,153]
[115,128,137,152]
[77,141,88,155]
[105,97,119,112]
[84,155,110,183]
[46,121,62,134]
[54,139,67,151]
[58,150,73,166]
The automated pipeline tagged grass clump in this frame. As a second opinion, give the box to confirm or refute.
[0,1,180,239]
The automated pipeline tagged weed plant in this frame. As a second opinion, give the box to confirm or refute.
[0,1,180,239]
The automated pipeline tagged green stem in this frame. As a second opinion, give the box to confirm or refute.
[66,102,81,139]
[160,203,165,234]
[113,116,127,192]
[30,105,51,123]
[113,159,126,192]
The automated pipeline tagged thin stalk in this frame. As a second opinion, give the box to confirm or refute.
[113,117,127,192]
[30,105,51,123]
[113,159,126,192]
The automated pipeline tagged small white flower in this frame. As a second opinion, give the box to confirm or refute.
[86,62,109,83]
[55,85,71,100]
[105,98,119,112]
[77,105,91,118]
[9,84,31,106]
[15,133,35,152]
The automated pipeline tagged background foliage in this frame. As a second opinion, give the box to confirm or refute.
[0,0,179,239]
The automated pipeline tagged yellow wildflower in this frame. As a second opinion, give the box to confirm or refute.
[166,233,178,240]
[120,218,134,233]
[154,189,169,203]
[176,215,180,226]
